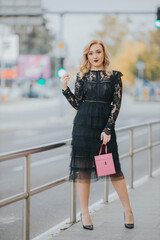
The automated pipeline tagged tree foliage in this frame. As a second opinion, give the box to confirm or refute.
[92,15,129,57]
[13,18,54,54]
[137,29,160,81]
[93,15,160,83]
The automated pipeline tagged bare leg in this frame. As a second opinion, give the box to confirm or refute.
[111,178,134,224]
[77,178,93,225]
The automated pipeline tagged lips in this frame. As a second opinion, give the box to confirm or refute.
[94,60,99,62]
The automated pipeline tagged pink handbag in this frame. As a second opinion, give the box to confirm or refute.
[94,143,116,177]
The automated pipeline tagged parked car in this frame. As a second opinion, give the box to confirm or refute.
[21,82,54,98]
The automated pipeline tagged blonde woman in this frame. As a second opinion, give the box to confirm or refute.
[61,40,134,230]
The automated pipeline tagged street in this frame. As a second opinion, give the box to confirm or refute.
[0,94,160,239]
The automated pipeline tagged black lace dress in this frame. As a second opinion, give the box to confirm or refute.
[62,70,125,183]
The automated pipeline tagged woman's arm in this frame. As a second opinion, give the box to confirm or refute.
[102,71,123,135]
[62,72,84,110]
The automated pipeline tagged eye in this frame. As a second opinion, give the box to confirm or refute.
[97,51,101,54]
[89,52,93,55]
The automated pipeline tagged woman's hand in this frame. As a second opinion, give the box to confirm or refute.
[100,132,111,145]
[60,73,70,90]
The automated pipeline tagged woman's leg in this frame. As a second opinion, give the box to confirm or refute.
[110,178,134,224]
[77,178,93,225]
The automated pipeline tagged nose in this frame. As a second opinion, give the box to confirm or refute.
[93,53,97,58]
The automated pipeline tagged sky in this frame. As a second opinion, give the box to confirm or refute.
[42,0,160,66]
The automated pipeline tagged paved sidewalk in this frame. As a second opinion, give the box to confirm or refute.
[53,174,160,240]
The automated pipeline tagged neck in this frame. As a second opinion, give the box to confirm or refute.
[90,66,105,71]
[90,68,105,71]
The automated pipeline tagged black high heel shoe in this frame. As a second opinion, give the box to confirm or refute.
[80,212,94,230]
[124,211,134,229]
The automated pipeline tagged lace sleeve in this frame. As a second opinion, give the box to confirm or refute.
[62,72,84,110]
[102,71,123,135]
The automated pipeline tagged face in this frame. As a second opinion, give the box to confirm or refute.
[87,44,104,69]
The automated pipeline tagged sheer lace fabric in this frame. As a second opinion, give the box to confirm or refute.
[62,70,124,182]
[62,70,123,135]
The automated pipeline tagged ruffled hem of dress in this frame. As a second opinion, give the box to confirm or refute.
[68,168,125,183]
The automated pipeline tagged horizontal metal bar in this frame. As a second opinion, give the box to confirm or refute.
[134,145,151,154]
[0,176,69,208]
[0,120,159,210]
[0,139,71,162]
[0,121,159,163]
[133,141,160,155]
[0,118,159,239]
[0,192,28,208]
[0,12,43,17]
[119,152,131,160]
[116,120,160,133]
[120,141,160,160]
[0,11,156,17]
[2,140,158,207]
[152,141,160,147]
[31,176,69,196]
[45,11,156,15]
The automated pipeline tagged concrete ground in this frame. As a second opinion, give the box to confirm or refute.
[53,174,160,240]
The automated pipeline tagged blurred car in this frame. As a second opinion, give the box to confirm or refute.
[22,82,54,98]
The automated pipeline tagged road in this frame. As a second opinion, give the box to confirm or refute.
[0,94,160,239]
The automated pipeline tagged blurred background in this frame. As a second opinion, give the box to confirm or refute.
[0,1,160,240]
[0,0,160,101]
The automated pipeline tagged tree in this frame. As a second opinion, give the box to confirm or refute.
[134,29,160,81]
[92,15,130,57]
[93,15,160,83]
[13,18,55,54]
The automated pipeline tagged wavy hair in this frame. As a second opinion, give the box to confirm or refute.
[79,40,113,79]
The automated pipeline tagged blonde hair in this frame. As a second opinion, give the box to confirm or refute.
[79,40,113,79]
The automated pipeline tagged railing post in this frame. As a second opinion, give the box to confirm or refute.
[130,129,134,188]
[103,175,109,203]
[22,154,31,240]
[70,181,77,223]
[148,124,153,177]
[0,120,160,239]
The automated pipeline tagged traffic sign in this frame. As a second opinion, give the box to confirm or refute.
[54,41,67,58]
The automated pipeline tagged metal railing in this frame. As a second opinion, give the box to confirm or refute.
[0,120,160,240]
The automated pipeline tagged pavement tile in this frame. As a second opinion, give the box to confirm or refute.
[53,175,160,240]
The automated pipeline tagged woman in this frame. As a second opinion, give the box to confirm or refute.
[60,40,134,230]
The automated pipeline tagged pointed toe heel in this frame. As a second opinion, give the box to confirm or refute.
[124,212,134,229]
[80,213,94,230]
